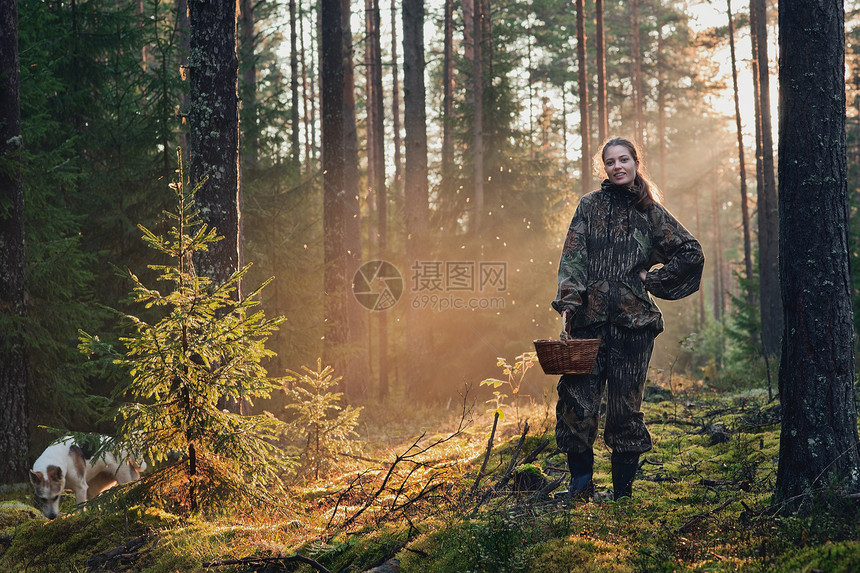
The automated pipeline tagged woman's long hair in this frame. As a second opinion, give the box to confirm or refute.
[595,137,662,210]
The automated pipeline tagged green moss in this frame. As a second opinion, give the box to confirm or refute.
[526,536,633,573]
[291,524,410,572]
[774,541,860,573]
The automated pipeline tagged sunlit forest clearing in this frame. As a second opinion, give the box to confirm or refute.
[0,0,859,571]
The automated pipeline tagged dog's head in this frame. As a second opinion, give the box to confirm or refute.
[29,466,65,519]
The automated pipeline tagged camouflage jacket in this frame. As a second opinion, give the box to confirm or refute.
[552,180,704,333]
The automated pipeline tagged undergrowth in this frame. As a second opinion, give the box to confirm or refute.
[1,387,858,572]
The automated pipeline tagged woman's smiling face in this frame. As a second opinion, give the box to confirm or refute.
[603,145,638,187]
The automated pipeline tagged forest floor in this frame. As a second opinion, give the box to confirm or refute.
[1,381,859,572]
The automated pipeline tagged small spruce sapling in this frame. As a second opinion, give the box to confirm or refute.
[79,151,289,513]
[283,359,362,480]
[480,352,537,428]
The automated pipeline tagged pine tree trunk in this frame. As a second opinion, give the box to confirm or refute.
[575,0,590,194]
[776,0,860,512]
[471,0,484,232]
[656,25,666,190]
[176,0,189,164]
[188,0,241,289]
[0,0,29,484]
[391,0,402,188]
[752,0,781,359]
[402,0,430,395]
[239,0,257,170]
[727,0,753,300]
[341,0,368,398]
[320,0,349,394]
[441,0,454,185]
[366,0,388,399]
[595,0,607,144]
[630,0,644,144]
[289,0,300,166]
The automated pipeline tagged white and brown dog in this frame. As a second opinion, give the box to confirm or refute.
[29,436,146,519]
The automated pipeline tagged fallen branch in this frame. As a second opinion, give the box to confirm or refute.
[519,438,550,467]
[470,411,500,495]
[494,421,530,491]
[329,386,473,533]
[86,534,151,571]
[528,475,565,503]
[676,497,736,534]
[202,554,332,572]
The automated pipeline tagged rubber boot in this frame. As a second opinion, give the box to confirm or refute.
[566,449,595,501]
[611,453,640,500]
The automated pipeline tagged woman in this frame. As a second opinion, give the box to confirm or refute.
[552,137,704,500]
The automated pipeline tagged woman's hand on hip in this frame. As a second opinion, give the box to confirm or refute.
[639,269,648,283]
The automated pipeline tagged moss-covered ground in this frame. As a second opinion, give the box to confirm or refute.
[1,385,858,572]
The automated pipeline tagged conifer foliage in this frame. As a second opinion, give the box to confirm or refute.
[80,152,288,513]
[284,359,362,480]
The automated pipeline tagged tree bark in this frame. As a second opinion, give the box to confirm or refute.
[656,24,666,190]
[402,0,430,395]
[0,0,29,484]
[391,0,402,188]
[727,0,753,300]
[239,0,257,170]
[752,0,781,358]
[471,0,484,232]
[289,0,300,167]
[630,0,644,144]
[575,0,590,194]
[776,0,860,512]
[595,0,607,144]
[441,0,454,185]
[320,0,349,393]
[341,0,368,398]
[365,0,388,399]
[188,0,241,289]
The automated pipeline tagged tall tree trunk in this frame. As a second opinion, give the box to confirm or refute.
[776,0,860,511]
[575,0,590,194]
[441,0,454,186]
[289,0,300,167]
[188,0,240,289]
[301,0,311,169]
[320,0,349,394]
[727,0,753,300]
[188,0,242,413]
[471,0,484,232]
[366,0,388,399]
[595,0,607,144]
[402,0,430,395]
[0,0,29,484]
[711,179,724,323]
[696,193,705,329]
[340,0,368,399]
[176,0,189,163]
[239,0,257,170]
[656,24,666,190]
[630,0,644,144]
[391,0,402,188]
[752,0,781,358]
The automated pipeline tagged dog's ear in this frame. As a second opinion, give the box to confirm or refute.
[46,465,63,483]
[29,469,44,486]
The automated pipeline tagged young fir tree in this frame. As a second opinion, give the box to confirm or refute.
[80,153,288,514]
[284,359,361,480]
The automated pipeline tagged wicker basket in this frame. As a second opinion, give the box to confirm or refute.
[533,337,600,375]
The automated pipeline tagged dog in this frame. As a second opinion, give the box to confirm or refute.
[29,436,146,519]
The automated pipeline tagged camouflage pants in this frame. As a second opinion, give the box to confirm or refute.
[555,323,654,456]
